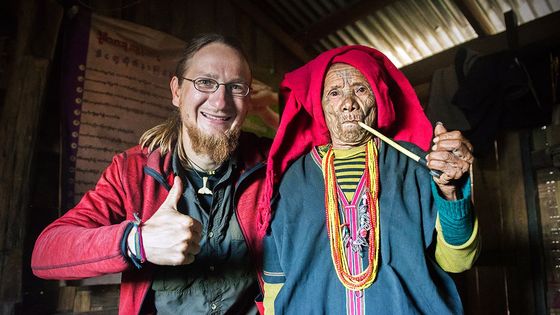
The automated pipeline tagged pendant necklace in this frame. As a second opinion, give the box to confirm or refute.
[185,157,217,195]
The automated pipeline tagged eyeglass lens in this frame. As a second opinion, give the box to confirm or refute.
[191,78,249,96]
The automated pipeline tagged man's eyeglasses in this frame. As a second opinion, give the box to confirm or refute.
[181,77,251,97]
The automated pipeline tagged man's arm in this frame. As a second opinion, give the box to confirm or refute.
[31,154,132,279]
[32,159,203,279]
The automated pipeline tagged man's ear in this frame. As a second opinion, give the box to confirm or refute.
[170,76,181,108]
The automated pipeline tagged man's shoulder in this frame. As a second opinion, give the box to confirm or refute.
[119,144,151,161]
[117,144,170,168]
[122,144,147,155]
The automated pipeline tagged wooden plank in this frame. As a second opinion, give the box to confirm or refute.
[235,5,256,63]
[459,131,542,314]
[232,0,310,62]
[498,131,536,315]
[520,130,548,314]
[454,0,493,37]
[301,0,394,44]
[413,82,430,107]
[215,0,237,37]
[454,268,482,315]
[0,55,49,313]
[88,284,119,312]
[473,143,504,254]
[73,289,91,312]
[57,286,77,312]
[69,0,124,20]
[0,0,62,312]
[504,10,519,50]
[166,0,190,40]
[57,285,119,313]
[473,267,509,314]
[184,0,215,37]
[459,142,509,314]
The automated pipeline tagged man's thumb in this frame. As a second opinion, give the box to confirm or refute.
[162,176,183,209]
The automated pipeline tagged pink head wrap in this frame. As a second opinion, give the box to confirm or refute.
[257,45,433,237]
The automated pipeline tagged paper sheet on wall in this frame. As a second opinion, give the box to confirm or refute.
[62,12,183,212]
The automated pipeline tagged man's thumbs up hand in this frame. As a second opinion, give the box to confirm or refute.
[133,176,202,265]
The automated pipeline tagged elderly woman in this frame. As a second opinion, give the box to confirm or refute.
[259,45,479,315]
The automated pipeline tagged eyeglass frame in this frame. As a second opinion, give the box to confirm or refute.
[180,76,251,97]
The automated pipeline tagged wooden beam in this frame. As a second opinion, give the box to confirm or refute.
[232,0,311,62]
[454,0,493,37]
[401,10,560,86]
[504,10,519,50]
[300,0,394,44]
[517,130,546,315]
[0,56,50,315]
[0,0,62,312]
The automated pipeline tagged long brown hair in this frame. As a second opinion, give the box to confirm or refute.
[139,33,249,155]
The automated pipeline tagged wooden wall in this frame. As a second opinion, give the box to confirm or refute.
[81,0,301,87]
[456,130,539,315]
[0,0,62,314]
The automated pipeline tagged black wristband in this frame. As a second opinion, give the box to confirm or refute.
[120,222,142,269]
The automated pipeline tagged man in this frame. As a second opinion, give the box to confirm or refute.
[32,34,270,315]
[260,46,479,314]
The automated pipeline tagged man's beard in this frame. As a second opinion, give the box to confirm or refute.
[185,123,240,165]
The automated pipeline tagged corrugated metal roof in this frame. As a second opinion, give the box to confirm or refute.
[318,0,478,67]
[475,0,560,34]
[259,0,560,68]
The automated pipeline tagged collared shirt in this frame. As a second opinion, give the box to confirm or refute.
[151,148,258,315]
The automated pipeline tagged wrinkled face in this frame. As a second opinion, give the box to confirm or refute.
[171,42,251,139]
[322,63,377,149]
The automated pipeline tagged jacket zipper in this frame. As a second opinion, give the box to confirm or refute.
[143,166,172,191]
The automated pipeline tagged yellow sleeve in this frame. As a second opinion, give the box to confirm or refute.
[263,281,284,315]
[435,215,480,273]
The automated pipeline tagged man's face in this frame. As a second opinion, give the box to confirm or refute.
[170,42,251,161]
[322,63,377,149]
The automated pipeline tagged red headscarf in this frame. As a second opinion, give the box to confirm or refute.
[257,45,433,237]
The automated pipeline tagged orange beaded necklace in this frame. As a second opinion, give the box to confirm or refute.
[321,139,380,291]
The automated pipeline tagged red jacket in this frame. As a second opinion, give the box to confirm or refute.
[31,133,270,314]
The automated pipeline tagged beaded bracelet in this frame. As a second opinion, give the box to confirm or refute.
[137,223,147,263]
[125,224,142,269]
